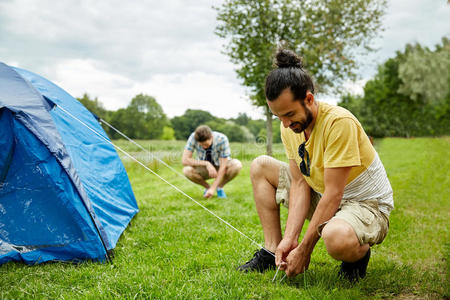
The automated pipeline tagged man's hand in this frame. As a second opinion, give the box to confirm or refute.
[275,238,299,270]
[204,187,216,199]
[206,162,218,178]
[284,243,312,277]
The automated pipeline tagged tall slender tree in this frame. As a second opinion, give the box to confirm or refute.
[215,0,386,155]
[339,38,450,138]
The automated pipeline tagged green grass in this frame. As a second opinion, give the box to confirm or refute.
[1,138,448,299]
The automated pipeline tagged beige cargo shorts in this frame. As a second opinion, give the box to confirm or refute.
[276,161,389,246]
[194,158,240,179]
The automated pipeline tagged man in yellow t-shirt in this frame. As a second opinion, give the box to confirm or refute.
[237,49,393,282]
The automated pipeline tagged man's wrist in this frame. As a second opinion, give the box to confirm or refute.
[299,236,317,253]
[282,233,298,243]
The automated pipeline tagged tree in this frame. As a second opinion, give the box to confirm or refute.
[272,118,282,143]
[257,119,282,144]
[109,94,168,139]
[77,93,109,120]
[234,112,251,126]
[109,108,136,139]
[76,93,115,135]
[247,118,266,139]
[171,109,216,140]
[206,120,251,142]
[161,126,176,140]
[128,94,168,139]
[215,0,386,155]
[339,38,450,137]
[398,37,450,105]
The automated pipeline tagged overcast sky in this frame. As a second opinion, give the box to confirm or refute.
[1,0,449,119]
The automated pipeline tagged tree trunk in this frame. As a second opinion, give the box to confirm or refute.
[265,107,273,156]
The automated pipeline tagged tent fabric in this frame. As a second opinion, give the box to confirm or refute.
[0,63,138,265]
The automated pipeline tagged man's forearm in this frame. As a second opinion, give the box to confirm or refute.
[299,166,351,253]
[183,157,208,167]
[300,191,342,251]
[210,165,227,189]
[283,180,311,241]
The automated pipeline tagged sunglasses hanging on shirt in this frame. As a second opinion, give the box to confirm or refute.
[298,142,311,176]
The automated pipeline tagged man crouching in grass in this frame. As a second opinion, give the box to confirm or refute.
[237,49,394,282]
[182,125,242,199]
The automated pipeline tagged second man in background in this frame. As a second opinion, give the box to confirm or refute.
[182,125,242,198]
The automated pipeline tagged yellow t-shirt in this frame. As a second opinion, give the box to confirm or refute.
[281,102,376,194]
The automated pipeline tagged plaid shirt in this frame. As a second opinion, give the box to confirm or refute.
[185,131,231,166]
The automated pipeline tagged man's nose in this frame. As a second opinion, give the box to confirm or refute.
[280,117,291,128]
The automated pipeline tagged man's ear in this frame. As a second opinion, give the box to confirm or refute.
[305,91,315,106]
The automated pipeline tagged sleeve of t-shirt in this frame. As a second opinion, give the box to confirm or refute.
[219,135,231,158]
[324,118,361,168]
[280,124,297,160]
[185,133,195,151]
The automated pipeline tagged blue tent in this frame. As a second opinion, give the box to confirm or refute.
[0,63,139,265]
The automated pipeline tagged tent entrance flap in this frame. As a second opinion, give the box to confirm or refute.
[0,109,15,185]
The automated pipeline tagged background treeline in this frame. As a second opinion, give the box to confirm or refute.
[78,93,282,143]
[79,38,449,141]
[338,37,450,137]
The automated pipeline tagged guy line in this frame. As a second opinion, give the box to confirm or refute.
[56,104,276,259]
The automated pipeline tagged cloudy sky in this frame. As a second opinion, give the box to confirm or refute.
[1,0,449,119]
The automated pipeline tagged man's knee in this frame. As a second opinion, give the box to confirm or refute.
[322,219,360,257]
[227,159,242,174]
[183,166,195,178]
[250,155,272,178]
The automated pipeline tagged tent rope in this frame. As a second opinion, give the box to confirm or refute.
[56,104,274,258]
[99,118,190,182]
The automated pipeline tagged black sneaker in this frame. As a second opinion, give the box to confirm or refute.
[237,248,276,273]
[339,248,371,282]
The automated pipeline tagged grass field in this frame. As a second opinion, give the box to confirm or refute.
[1,137,449,299]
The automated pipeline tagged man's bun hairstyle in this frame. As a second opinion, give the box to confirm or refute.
[265,48,315,103]
[274,49,303,69]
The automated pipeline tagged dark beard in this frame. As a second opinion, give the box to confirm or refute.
[290,107,313,133]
